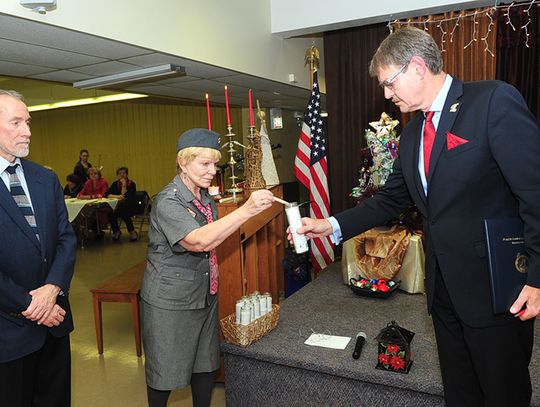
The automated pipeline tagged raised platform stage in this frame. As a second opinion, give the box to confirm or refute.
[221,262,540,406]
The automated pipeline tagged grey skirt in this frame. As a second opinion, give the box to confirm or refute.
[141,295,219,390]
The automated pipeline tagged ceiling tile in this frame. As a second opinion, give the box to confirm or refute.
[70,61,140,76]
[120,53,192,68]
[0,38,106,70]
[169,79,235,94]
[0,14,147,59]
[0,60,54,76]
[29,70,94,82]
[154,76,203,85]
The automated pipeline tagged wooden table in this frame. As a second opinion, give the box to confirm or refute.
[90,261,146,356]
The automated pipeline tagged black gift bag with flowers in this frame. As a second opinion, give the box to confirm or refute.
[375,320,414,374]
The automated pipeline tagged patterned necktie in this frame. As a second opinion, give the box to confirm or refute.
[5,164,39,240]
[423,111,436,177]
[193,199,218,295]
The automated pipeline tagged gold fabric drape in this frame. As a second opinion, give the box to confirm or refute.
[352,226,411,280]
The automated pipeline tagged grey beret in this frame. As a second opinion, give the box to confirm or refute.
[176,128,221,152]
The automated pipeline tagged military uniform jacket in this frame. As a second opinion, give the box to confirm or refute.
[141,175,217,310]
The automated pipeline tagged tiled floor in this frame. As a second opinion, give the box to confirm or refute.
[70,230,226,407]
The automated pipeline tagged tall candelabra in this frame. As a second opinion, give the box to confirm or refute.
[223,124,245,197]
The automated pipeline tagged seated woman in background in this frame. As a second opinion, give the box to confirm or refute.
[63,173,83,198]
[107,166,139,242]
[74,148,92,182]
[78,167,108,199]
[78,167,110,237]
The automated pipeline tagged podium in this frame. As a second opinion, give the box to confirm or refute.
[216,185,286,321]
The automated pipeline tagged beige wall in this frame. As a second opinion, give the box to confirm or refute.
[27,100,299,196]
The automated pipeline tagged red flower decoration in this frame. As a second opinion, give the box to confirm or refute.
[378,353,390,365]
[390,355,405,370]
[386,344,399,354]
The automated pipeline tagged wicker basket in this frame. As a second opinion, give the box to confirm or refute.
[220,304,280,347]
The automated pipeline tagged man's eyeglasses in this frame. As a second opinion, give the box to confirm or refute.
[379,62,409,90]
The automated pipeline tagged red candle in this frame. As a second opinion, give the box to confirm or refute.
[205,93,212,130]
[224,85,231,126]
[248,89,254,126]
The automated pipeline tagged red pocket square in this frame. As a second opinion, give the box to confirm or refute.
[446,132,469,150]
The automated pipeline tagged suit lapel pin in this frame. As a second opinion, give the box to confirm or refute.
[449,103,459,113]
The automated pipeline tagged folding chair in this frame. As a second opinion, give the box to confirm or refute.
[132,191,152,233]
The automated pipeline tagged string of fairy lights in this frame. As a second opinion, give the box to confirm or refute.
[388,0,539,56]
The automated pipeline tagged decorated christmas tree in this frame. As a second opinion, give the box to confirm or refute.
[351,112,400,203]
[350,112,422,231]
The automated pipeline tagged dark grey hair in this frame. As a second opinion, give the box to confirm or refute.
[369,26,443,77]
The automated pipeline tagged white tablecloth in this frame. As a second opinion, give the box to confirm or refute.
[341,232,425,294]
[65,198,118,222]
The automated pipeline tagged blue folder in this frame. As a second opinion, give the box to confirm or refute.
[484,217,529,314]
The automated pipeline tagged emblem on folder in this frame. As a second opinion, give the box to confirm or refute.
[515,252,530,274]
[449,103,459,113]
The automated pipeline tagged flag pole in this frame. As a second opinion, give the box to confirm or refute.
[295,49,334,273]
[304,45,319,88]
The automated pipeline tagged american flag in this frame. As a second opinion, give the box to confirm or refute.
[294,70,334,271]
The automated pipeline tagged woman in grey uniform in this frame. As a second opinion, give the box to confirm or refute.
[141,128,275,407]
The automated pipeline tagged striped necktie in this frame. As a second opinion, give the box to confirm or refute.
[5,164,39,240]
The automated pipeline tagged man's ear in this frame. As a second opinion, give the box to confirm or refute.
[409,56,428,78]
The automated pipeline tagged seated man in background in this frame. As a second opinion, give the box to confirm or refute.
[63,173,83,198]
[107,166,139,241]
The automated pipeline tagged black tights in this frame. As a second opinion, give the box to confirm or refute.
[147,386,170,407]
[191,372,215,407]
[147,371,215,407]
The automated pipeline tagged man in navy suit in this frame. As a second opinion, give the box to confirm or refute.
[297,27,540,406]
[0,90,76,406]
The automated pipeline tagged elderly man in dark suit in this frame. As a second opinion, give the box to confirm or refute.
[296,27,540,407]
[0,90,76,407]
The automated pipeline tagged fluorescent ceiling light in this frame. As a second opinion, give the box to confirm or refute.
[28,93,148,112]
[73,64,186,90]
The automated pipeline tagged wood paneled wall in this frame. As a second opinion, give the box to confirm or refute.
[27,99,242,196]
[27,99,299,196]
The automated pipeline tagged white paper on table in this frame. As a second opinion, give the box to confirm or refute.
[304,333,352,349]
